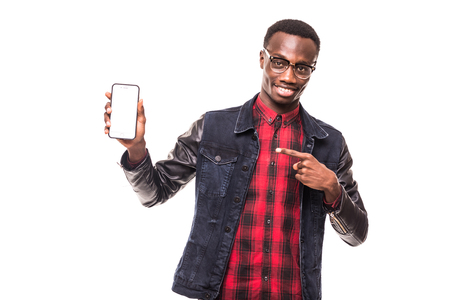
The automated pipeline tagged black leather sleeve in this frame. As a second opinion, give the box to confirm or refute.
[120,115,204,207]
[328,137,368,246]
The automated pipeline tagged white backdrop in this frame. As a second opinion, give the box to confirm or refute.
[1,1,449,299]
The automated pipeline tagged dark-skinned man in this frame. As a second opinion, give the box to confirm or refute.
[104,19,368,300]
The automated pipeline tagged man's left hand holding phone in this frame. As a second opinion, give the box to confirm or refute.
[104,83,147,164]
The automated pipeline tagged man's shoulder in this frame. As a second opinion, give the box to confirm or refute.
[204,93,257,116]
[202,104,243,129]
[300,105,343,140]
[205,104,243,115]
[314,117,342,136]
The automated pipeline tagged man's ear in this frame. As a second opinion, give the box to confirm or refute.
[259,50,265,69]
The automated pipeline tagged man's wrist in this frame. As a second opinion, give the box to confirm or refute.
[127,141,147,163]
[323,175,341,204]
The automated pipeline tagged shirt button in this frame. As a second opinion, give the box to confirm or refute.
[270,161,275,166]
[274,134,278,138]
[284,121,288,125]
[264,276,269,281]
[268,190,273,195]
[266,219,271,225]
[276,115,281,121]
[265,248,270,253]
[225,226,231,233]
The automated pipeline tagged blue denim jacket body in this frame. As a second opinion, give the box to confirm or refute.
[121,94,368,300]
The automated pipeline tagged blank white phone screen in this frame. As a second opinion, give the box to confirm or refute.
[109,84,139,139]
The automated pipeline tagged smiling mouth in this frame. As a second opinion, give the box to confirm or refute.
[275,85,297,97]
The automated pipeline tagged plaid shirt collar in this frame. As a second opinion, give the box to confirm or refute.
[235,93,328,139]
[254,95,300,128]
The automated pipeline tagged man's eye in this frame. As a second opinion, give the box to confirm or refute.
[272,59,286,68]
[296,65,306,72]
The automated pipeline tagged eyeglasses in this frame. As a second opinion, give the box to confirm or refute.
[263,48,316,79]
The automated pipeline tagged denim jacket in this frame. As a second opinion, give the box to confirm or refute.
[120,94,368,300]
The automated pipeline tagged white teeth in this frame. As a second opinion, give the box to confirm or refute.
[278,87,293,92]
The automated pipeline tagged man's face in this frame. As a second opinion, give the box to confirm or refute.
[260,32,318,114]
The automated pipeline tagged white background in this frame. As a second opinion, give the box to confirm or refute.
[1,1,449,299]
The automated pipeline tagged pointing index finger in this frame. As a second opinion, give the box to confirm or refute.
[276,148,303,158]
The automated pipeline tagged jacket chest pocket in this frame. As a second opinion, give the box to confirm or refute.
[198,146,239,197]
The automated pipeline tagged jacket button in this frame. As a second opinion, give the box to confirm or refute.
[215,155,221,162]
[242,165,249,171]
[252,134,257,141]
[234,197,241,203]
[225,226,231,233]
[205,293,211,299]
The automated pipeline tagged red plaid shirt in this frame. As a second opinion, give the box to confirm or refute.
[218,96,304,300]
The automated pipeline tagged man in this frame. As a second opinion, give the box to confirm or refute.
[104,19,368,300]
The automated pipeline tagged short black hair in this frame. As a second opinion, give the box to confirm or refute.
[263,19,320,53]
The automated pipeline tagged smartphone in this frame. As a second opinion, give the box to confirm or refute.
[108,83,140,140]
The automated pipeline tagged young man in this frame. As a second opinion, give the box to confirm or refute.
[104,19,368,300]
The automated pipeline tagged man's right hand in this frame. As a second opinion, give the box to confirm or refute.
[104,92,147,163]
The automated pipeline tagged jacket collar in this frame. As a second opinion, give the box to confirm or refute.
[234,93,328,140]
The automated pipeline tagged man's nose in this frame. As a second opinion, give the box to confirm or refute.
[279,65,297,82]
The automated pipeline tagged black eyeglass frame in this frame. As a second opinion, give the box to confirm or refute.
[263,48,316,79]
